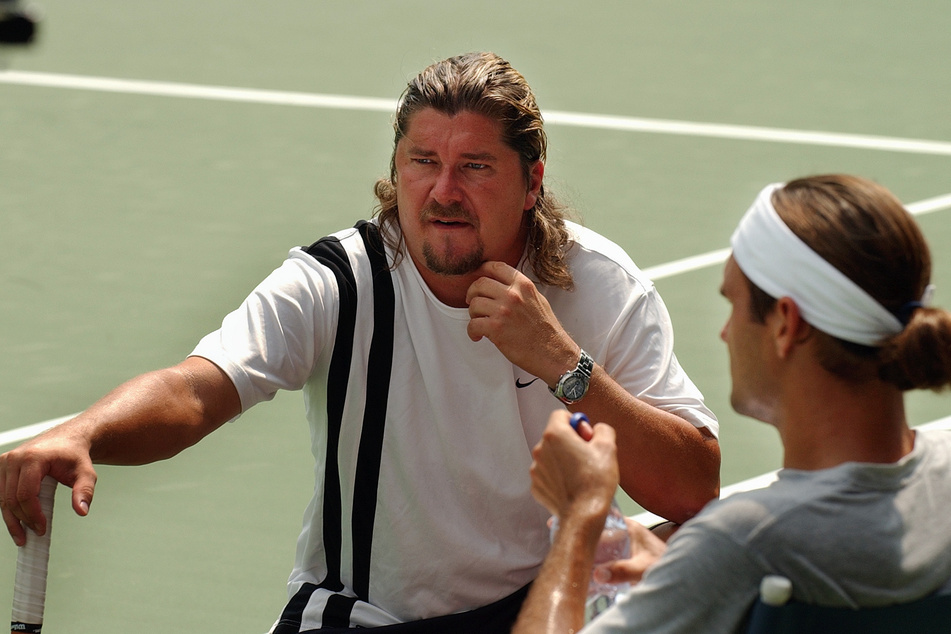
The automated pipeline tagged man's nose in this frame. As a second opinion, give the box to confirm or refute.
[431,167,463,206]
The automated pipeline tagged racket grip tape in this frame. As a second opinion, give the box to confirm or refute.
[11,476,56,634]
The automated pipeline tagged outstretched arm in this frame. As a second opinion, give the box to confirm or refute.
[466,261,720,523]
[0,356,240,545]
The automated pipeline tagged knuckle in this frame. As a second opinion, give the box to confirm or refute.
[15,489,34,505]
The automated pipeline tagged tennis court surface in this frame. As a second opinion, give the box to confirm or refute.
[2,2,950,631]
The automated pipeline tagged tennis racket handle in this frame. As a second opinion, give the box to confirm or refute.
[11,476,56,634]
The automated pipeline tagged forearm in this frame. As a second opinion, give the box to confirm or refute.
[574,366,720,523]
[463,271,720,521]
[1,357,239,544]
[77,358,239,465]
[513,511,604,634]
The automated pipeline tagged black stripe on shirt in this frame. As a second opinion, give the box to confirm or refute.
[272,583,318,634]
[350,221,396,601]
[303,233,356,595]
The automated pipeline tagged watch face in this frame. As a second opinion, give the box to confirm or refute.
[563,376,587,401]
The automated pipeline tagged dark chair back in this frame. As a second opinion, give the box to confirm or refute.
[745,576,951,634]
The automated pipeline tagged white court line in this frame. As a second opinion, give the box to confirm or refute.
[542,111,951,156]
[0,70,398,112]
[632,414,951,527]
[0,414,79,449]
[642,191,951,281]
[4,70,951,156]
[7,412,950,514]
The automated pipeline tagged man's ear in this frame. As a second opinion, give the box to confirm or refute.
[523,161,544,211]
[771,297,812,359]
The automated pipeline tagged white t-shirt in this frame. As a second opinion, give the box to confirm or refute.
[192,219,717,630]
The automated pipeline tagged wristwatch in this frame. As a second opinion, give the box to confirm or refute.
[550,350,594,405]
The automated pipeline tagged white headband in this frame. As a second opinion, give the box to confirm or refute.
[731,183,908,346]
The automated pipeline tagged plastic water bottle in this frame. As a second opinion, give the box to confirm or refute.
[549,498,631,622]
[549,413,633,622]
[587,497,632,620]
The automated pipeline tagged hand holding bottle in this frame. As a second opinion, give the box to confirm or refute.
[547,413,632,622]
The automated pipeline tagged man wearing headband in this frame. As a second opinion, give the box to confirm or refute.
[513,174,951,633]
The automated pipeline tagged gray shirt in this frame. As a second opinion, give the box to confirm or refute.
[585,429,951,633]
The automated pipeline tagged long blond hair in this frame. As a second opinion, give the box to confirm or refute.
[373,52,574,290]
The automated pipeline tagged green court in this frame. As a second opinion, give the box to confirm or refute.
[2,2,950,631]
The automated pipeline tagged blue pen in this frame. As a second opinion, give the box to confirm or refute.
[569,412,589,434]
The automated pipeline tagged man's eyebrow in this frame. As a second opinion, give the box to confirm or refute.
[461,151,498,161]
[405,144,435,156]
[403,145,498,161]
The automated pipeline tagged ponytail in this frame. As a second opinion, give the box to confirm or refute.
[879,307,951,390]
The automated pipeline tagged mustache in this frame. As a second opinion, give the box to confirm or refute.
[420,202,476,225]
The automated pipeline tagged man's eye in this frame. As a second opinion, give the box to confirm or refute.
[466,163,488,170]
[413,158,434,165]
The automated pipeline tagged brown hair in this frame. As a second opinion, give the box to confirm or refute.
[748,174,951,390]
[372,52,574,290]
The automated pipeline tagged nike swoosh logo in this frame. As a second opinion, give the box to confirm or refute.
[515,377,540,389]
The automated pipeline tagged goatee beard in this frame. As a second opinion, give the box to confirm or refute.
[419,202,484,275]
[422,241,484,276]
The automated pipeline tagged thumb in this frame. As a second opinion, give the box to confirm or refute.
[574,419,594,441]
[70,470,97,517]
[592,563,614,585]
[596,554,655,586]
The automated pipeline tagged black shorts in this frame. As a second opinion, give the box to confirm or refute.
[280,583,531,634]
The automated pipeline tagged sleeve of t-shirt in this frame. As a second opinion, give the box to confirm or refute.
[560,225,718,437]
[604,282,719,437]
[190,248,340,413]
